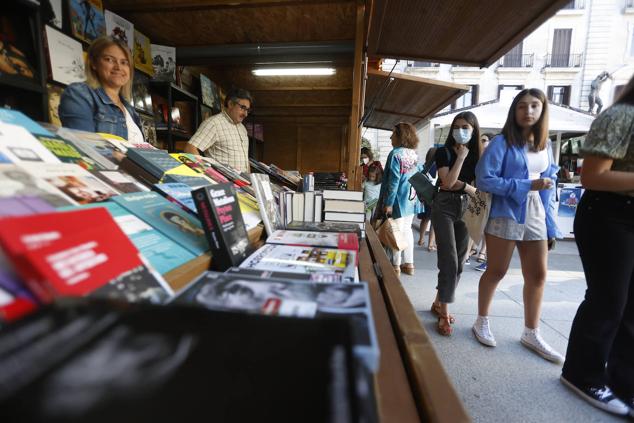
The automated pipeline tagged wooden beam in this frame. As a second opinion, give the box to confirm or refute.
[346,2,365,191]
[105,0,353,13]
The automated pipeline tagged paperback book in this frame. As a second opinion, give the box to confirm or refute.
[69,0,106,43]
[44,25,85,86]
[112,191,209,256]
[0,164,76,207]
[37,135,102,170]
[266,230,359,252]
[0,108,55,137]
[0,122,62,164]
[239,244,357,283]
[192,183,251,271]
[133,29,154,76]
[0,196,56,217]
[250,173,282,236]
[104,10,134,52]
[153,182,198,215]
[0,208,172,304]
[56,128,122,170]
[151,44,176,82]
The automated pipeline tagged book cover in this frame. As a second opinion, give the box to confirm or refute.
[250,173,282,236]
[192,183,251,271]
[36,135,102,171]
[44,25,85,86]
[0,285,37,323]
[18,162,119,205]
[324,199,365,213]
[69,0,106,43]
[118,157,160,188]
[153,182,197,215]
[104,10,134,52]
[46,83,64,127]
[0,208,172,303]
[266,230,359,252]
[60,202,196,275]
[126,148,183,180]
[93,170,149,193]
[0,164,76,208]
[112,191,208,256]
[161,173,213,188]
[0,108,55,137]
[151,44,176,82]
[200,74,220,110]
[0,196,56,217]
[56,128,122,170]
[225,266,313,281]
[284,220,362,239]
[304,191,315,222]
[322,189,363,202]
[139,114,158,147]
[173,271,378,371]
[132,72,153,115]
[239,244,357,283]
[133,29,154,76]
[0,122,62,164]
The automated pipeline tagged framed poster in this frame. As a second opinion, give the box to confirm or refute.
[104,10,134,52]
[133,29,153,76]
[150,44,175,82]
[0,14,37,80]
[45,25,85,86]
[200,74,213,107]
[69,0,106,43]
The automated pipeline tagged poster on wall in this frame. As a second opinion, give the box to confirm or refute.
[69,0,106,43]
[133,29,153,76]
[0,15,37,80]
[45,25,85,86]
[104,10,134,52]
[47,84,64,127]
[150,44,175,82]
[558,187,582,217]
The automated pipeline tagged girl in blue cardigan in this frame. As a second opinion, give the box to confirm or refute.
[473,88,563,363]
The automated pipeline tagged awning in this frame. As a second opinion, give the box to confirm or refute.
[431,90,596,133]
[368,0,571,67]
[363,68,468,130]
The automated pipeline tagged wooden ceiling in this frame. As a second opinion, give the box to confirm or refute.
[363,69,467,130]
[368,0,572,67]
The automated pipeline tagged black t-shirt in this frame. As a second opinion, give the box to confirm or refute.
[434,146,477,188]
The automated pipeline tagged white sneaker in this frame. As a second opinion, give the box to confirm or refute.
[520,328,564,364]
[472,316,496,347]
[560,375,630,416]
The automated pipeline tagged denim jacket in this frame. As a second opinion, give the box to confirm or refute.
[58,82,142,140]
[377,147,422,219]
[475,135,562,239]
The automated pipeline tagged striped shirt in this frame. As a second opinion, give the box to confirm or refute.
[188,111,249,172]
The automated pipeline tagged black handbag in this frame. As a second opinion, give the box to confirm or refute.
[408,167,437,206]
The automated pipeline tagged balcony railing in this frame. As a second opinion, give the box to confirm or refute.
[499,53,534,68]
[561,0,585,9]
[544,53,583,68]
[406,61,440,68]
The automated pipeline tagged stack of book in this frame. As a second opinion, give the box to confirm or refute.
[314,171,347,190]
[322,190,366,236]
[279,190,324,226]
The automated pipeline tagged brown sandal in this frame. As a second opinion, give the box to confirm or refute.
[437,313,453,336]
[431,302,455,323]
[400,263,415,276]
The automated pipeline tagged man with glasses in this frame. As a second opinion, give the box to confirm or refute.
[185,88,253,172]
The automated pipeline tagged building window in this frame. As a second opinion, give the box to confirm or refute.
[453,85,479,109]
[550,28,572,67]
[547,85,571,105]
[498,85,524,98]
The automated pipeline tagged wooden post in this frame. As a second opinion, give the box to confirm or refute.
[347,1,366,191]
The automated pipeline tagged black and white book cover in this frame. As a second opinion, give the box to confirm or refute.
[192,183,251,271]
[150,44,176,82]
[250,173,282,236]
[104,10,134,52]
[44,25,85,86]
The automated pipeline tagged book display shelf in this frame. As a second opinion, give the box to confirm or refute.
[150,81,199,152]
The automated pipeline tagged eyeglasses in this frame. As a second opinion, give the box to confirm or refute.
[100,55,130,67]
[232,101,251,114]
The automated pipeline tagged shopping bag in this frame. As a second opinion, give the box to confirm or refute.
[375,217,408,251]
[463,190,491,245]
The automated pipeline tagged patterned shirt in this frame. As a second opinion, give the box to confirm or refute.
[581,103,634,197]
[188,111,249,172]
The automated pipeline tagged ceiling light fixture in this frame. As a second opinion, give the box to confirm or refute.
[252,68,336,76]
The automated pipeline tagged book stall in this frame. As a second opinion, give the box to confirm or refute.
[0,0,571,421]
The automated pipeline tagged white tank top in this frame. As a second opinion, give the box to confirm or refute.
[123,107,145,145]
[526,147,549,179]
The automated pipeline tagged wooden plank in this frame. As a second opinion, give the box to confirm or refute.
[346,2,365,191]
[358,238,420,423]
[364,224,471,423]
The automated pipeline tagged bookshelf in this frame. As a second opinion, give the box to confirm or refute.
[150,80,199,152]
[0,0,48,122]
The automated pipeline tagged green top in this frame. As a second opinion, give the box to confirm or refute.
[581,103,634,197]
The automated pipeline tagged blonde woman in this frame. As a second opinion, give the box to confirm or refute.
[59,36,143,144]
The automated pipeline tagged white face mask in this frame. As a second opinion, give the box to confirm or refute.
[452,128,472,145]
[362,157,369,165]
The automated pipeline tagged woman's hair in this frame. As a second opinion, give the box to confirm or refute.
[424,147,437,168]
[393,122,419,149]
[481,132,496,141]
[614,74,634,105]
[444,111,482,159]
[502,88,549,151]
[85,36,134,101]
[367,162,383,182]
[360,147,374,161]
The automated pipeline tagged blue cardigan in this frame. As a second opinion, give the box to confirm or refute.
[475,135,562,239]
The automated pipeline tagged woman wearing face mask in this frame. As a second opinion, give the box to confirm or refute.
[431,111,481,336]
[360,147,383,180]
[472,88,563,364]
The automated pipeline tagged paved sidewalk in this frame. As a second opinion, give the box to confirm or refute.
[400,236,625,423]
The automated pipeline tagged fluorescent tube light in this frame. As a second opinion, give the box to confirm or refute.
[252,68,335,76]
